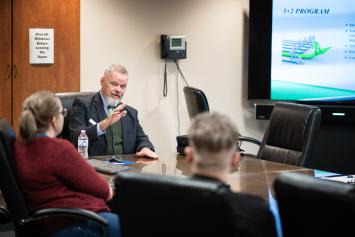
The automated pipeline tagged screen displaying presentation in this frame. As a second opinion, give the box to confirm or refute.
[271,0,355,101]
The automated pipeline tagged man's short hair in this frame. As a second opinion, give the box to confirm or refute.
[104,64,128,77]
[188,112,240,153]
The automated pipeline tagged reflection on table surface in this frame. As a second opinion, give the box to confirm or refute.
[91,152,315,200]
[0,153,318,208]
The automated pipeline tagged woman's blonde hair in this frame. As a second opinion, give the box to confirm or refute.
[19,91,60,142]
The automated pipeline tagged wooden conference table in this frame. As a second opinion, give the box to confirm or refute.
[0,152,315,208]
[91,152,315,200]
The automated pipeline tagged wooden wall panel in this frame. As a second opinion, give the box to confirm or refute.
[0,0,12,122]
[12,0,80,130]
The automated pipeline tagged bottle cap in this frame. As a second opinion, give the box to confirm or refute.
[81,130,85,133]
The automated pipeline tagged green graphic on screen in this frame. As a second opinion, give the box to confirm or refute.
[282,36,331,64]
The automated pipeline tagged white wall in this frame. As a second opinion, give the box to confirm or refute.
[81,0,269,153]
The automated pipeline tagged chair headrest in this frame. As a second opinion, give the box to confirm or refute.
[56,92,96,140]
[183,86,210,119]
[266,102,320,151]
[111,172,232,236]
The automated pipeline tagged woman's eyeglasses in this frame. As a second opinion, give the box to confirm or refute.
[59,108,67,117]
[236,141,243,153]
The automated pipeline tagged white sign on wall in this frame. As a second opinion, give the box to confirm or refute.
[29,28,54,64]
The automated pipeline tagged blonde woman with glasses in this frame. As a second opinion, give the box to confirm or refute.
[14,91,120,237]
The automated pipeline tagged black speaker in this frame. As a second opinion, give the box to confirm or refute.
[255,104,274,120]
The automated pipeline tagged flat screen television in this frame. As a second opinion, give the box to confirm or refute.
[248,0,355,105]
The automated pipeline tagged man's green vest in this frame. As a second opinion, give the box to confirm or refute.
[105,116,123,155]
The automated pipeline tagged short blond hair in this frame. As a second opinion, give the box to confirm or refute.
[189,112,239,153]
[188,112,240,171]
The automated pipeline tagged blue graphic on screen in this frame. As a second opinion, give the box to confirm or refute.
[271,0,355,101]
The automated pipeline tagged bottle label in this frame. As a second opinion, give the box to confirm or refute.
[78,140,88,147]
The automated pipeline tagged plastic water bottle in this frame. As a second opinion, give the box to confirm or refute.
[78,130,89,159]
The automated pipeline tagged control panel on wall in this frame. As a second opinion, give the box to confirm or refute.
[161,35,187,60]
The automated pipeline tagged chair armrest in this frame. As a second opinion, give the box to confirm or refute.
[0,206,11,224]
[20,208,108,229]
[237,136,262,146]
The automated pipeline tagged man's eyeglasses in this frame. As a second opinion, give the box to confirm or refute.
[59,108,67,117]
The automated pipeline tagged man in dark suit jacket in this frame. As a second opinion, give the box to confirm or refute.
[184,112,277,237]
[69,64,158,159]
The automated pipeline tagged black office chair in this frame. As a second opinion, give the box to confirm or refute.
[110,172,234,237]
[274,172,355,237]
[244,102,321,167]
[0,118,108,237]
[177,86,209,154]
[56,92,96,141]
[181,86,227,153]
[0,207,10,224]
[0,117,16,226]
[0,117,16,165]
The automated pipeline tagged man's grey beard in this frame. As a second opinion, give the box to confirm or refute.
[106,96,120,108]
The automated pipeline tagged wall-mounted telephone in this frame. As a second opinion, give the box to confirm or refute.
[161,34,187,60]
